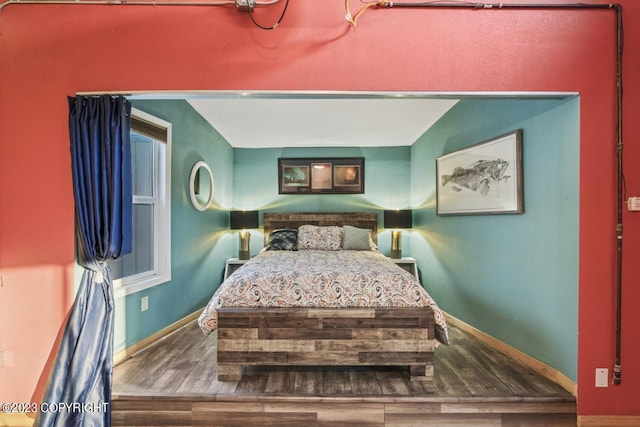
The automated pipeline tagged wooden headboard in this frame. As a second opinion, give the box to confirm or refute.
[263,212,378,245]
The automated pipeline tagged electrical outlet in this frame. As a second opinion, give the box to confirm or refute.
[141,296,149,312]
[595,368,608,387]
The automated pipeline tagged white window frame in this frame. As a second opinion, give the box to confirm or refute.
[114,108,172,298]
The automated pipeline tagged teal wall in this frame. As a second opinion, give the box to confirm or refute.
[233,146,413,256]
[113,97,580,383]
[410,97,579,380]
[113,100,233,353]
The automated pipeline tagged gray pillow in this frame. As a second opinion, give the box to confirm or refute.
[342,225,372,250]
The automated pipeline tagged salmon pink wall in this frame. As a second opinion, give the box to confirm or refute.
[0,0,638,417]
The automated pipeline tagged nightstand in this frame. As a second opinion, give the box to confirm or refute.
[389,256,420,282]
[224,258,249,280]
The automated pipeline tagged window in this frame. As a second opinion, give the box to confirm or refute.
[112,108,172,297]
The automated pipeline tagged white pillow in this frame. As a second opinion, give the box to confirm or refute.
[297,225,343,251]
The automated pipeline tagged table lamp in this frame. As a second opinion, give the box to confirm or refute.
[230,210,259,260]
[383,209,413,259]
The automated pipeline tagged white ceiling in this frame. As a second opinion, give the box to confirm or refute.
[187,96,459,148]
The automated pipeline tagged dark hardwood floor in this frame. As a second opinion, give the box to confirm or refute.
[112,321,576,426]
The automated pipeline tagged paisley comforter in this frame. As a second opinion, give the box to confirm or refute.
[198,249,449,344]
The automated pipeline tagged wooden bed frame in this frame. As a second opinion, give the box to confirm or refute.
[216,212,437,385]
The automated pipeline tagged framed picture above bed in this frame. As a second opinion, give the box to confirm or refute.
[278,157,364,194]
[436,129,524,216]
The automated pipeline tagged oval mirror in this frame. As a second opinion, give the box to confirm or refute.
[189,161,214,211]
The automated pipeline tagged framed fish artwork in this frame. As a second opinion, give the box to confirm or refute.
[436,129,524,215]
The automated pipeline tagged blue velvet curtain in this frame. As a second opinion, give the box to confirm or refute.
[35,95,132,427]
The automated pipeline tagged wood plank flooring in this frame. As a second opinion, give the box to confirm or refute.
[112,321,576,426]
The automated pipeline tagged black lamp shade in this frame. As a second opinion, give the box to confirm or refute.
[384,210,413,229]
[230,210,259,229]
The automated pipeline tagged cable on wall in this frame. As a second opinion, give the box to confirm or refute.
[0,0,282,16]
[344,0,620,25]
[0,0,226,12]
[0,0,289,30]
[345,0,389,27]
[247,0,290,30]
[613,4,624,385]
[343,0,626,385]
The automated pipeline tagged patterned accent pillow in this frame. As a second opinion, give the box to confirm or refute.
[297,225,343,251]
[266,229,298,251]
[342,225,373,250]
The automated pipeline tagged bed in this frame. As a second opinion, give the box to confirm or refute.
[198,212,448,383]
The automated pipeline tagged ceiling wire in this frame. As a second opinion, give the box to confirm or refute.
[0,0,288,30]
[344,0,620,26]
[0,0,281,13]
[248,0,290,30]
[345,0,389,27]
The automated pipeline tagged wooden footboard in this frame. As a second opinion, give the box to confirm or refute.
[216,307,436,383]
